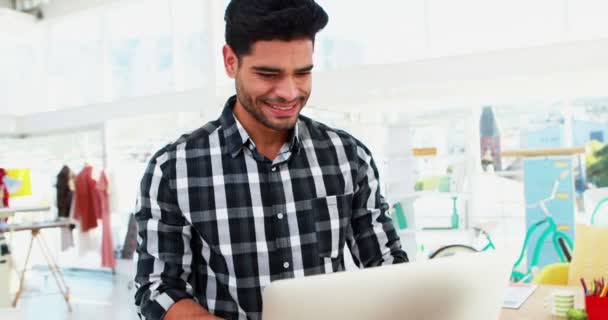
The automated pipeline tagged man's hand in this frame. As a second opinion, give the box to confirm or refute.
[165,299,224,320]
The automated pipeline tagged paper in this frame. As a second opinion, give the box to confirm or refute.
[503,283,538,309]
[6,168,32,197]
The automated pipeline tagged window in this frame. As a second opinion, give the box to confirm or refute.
[567,0,608,41]
[172,0,211,91]
[48,11,104,109]
[105,0,174,99]
[315,0,428,70]
[428,0,563,57]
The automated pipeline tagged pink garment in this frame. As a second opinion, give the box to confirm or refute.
[97,170,116,269]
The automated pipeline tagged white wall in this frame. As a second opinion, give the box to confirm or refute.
[0,8,36,34]
[40,0,117,19]
[0,115,18,135]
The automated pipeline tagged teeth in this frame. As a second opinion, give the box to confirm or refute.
[270,104,295,111]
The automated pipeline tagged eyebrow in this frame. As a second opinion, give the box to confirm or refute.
[251,65,314,73]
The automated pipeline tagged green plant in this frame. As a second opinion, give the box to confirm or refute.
[586,140,608,187]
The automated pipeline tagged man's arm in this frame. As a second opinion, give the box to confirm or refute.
[347,144,409,268]
[134,153,217,319]
[165,299,223,320]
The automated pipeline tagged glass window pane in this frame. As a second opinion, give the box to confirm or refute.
[315,0,428,70]
[106,0,174,99]
[0,41,26,115]
[429,0,563,57]
[0,24,44,114]
[567,0,608,41]
[172,0,211,90]
[48,11,104,110]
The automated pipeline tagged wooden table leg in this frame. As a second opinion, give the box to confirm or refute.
[36,232,72,312]
[11,231,35,307]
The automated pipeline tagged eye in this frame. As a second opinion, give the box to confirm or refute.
[257,73,278,79]
[296,71,311,77]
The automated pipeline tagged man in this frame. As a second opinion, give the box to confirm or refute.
[134,1,408,319]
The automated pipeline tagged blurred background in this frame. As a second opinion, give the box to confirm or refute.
[2,0,608,319]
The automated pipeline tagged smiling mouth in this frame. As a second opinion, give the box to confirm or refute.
[264,101,298,111]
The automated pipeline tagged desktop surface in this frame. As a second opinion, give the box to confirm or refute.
[500,285,584,320]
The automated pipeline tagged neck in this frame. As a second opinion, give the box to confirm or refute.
[233,100,291,160]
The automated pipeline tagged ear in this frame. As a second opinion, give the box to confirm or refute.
[223,44,238,78]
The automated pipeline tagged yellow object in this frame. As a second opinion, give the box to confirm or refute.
[501,147,585,157]
[6,168,32,197]
[567,224,608,286]
[532,263,570,285]
[601,284,608,298]
[412,148,437,157]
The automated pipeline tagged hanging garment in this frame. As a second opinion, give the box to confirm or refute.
[0,168,9,208]
[73,165,101,232]
[97,170,116,269]
[56,165,74,218]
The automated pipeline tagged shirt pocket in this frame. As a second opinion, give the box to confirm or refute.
[310,193,353,259]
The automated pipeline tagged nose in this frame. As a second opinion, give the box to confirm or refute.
[275,77,299,102]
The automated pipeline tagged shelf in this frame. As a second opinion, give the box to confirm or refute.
[395,191,466,200]
[3,206,51,213]
[0,211,15,219]
[397,228,472,235]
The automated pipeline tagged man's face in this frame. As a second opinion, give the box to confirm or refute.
[223,39,314,131]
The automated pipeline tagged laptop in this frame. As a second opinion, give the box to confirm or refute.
[262,251,512,320]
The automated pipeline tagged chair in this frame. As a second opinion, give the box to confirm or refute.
[531,262,569,285]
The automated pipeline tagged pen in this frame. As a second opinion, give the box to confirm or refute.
[601,284,608,298]
[592,280,596,296]
[581,278,588,296]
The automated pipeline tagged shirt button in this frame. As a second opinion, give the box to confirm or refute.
[271,167,277,172]
[283,262,290,269]
[277,213,284,220]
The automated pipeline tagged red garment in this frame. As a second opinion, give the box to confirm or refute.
[97,171,116,268]
[0,168,9,208]
[73,165,101,232]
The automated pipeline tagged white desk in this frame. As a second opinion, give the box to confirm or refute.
[500,285,584,319]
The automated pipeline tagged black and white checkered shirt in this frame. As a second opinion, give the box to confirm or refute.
[134,96,408,320]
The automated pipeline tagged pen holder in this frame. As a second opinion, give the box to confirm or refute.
[585,296,608,320]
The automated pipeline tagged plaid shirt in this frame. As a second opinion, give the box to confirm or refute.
[134,96,408,320]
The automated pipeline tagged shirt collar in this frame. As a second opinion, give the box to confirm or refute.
[220,95,302,158]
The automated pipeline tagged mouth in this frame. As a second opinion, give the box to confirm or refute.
[262,101,299,117]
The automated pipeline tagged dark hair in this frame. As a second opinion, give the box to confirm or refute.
[225,0,328,57]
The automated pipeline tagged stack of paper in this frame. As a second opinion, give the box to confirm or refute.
[503,283,538,309]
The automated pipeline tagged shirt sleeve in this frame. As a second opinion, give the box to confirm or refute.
[348,144,409,268]
[134,153,196,320]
